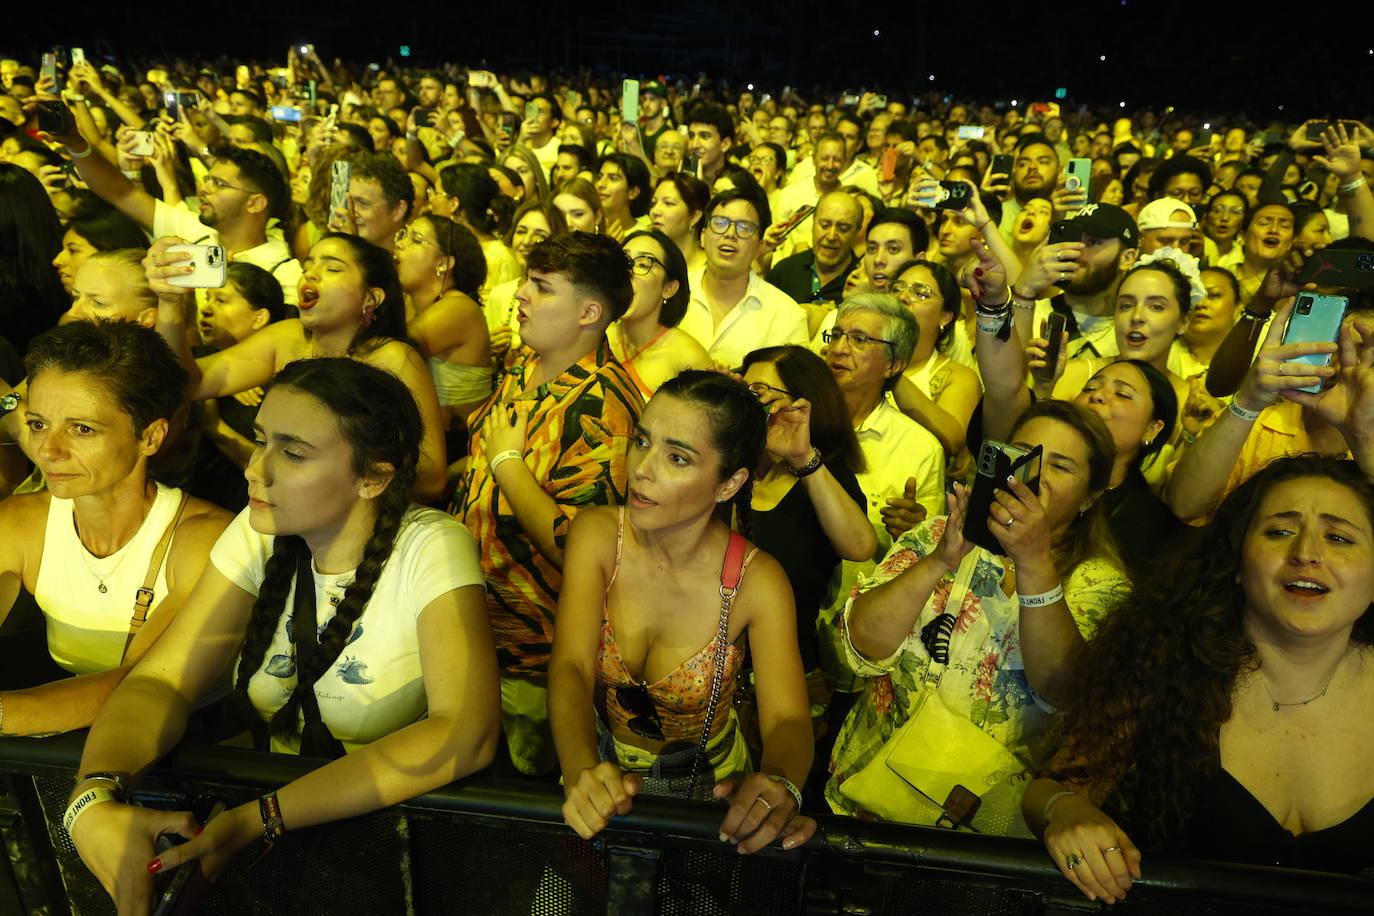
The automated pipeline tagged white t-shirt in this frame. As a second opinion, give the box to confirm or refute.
[153,200,303,306]
[210,506,482,753]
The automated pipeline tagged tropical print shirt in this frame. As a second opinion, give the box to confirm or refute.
[825,515,1129,819]
[459,341,644,679]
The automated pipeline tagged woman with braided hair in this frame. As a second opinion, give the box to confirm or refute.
[66,357,498,913]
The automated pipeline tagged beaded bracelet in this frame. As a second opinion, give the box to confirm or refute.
[789,448,822,478]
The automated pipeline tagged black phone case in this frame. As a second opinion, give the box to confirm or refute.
[963,444,1043,555]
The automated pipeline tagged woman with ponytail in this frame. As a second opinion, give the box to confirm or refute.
[67,358,498,913]
[550,370,816,854]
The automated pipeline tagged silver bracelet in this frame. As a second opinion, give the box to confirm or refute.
[1018,584,1065,607]
[1228,400,1261,423]
[768,774,803,810]
[1042,789,1076,824]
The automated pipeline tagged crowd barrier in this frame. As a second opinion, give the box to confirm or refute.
[1,733,1370,915]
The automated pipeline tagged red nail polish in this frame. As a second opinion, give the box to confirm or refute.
[974,267,984,277]
[147,858,162,874]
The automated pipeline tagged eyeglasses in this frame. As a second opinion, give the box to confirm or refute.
[1210,205,1244,216]
[746,380,790,400]
[395,227,438,249]
[822,328,896,352]
[889,280,936,302]
[202,174,248,193]
[746,154,775,167]
[706,214,761,239]
[629,253,665,276]
[615,683,664,741]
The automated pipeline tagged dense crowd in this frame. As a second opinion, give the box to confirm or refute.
[2,44,1374,910]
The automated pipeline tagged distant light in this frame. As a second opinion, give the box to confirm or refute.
[1119,101,1126,108]
[1010,100,1018,107]
[873,29,880,36]
[399,45,411,57]
[1055,87,1067,99]
[1099,55,1106,61]
[928,74,935,81]
[1203,122,1211,129]
[1278,105,1285,111]
[746,83,754,90]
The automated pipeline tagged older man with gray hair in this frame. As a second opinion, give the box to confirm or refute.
[815,293,946,763]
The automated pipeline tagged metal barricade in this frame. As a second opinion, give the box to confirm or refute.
[1,733,1370,915]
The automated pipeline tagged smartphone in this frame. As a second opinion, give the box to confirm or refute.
[127,130,156,157]
[270,105,303,123]
[415,108,436,129]
[621,78,640,123]
[164,91,198,121]
[1048,219,1079,245]
[71,47,86,66]
[930,180,973,210]
[680,153,700,176]
[330,160,351,220]
[1306,120,1361,142]
[1035,312,1068,381]
[150,802,223,916]
[1064,158,1091,196]
[840,94,859,107]
[1295,247,1374,292]
[299,43,314,56]
[963,440,1043,555]
[879,147,898,183]
[32,100,70,137]
[166,244,227,289]
[872,94,887,109]
[41,51,62,95]
[991,153,1013,179]
[776,204,816,240]
[957,125,985,140]
[1281,292,1348,393]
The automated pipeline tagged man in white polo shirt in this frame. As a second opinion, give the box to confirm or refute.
[680,187,809,367]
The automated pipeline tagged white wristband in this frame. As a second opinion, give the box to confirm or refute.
[489,449,522,472]
[1341,176,1367,192]
[1018,584,1065,607]
[1228,400,1261,423]
[63,786,117,835]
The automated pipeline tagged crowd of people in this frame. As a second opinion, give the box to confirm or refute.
[2,44,1374,910]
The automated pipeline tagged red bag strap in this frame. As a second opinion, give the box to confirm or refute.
[719,530,747,594]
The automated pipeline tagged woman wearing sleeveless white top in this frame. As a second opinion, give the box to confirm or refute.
[0,321,229,736]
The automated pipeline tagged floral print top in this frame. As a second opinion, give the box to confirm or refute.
[824,516,1129,820]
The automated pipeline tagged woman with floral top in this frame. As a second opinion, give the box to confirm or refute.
[825,400,1130,836]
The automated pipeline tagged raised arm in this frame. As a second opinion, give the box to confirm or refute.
[1314,123,1374,242]
[1167,300,1335,521]
[969,236,1034,441]
[847,488,972,661]
[1205,250,1305,397]
[30,99,156,230]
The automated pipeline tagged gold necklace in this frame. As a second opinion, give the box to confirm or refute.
[1261,650,1348,712]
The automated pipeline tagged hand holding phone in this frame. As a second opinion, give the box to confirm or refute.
[165,244,227,289]
[1280,292,1348,393]
[621,78,640,124]
[962,441,1044,555]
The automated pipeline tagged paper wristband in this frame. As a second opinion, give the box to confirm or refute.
[63,786,116,835]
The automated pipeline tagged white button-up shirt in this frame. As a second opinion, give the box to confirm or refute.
[680,269,809,367]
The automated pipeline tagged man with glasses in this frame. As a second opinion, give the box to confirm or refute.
[48,111,302,304]
[816,295,945,752]
[679,188,808,367]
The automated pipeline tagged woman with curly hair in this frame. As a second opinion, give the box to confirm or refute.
[1027,455,1374,904]
[66,357,498,912]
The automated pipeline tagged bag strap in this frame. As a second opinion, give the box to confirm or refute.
[120,491,190,664]
[686,531,751,797]
[289,549,348,758]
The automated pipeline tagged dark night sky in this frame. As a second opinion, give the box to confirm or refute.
[9,2,1373,121]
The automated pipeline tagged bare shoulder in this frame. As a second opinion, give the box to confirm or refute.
[733,546,793,624]
[568,505,620,544]
[364,338,427,374]
[0,490,53,528]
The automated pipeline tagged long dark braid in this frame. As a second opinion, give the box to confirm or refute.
[231,357,422,743]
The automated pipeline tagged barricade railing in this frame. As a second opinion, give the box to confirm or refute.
[1,733,1370,915]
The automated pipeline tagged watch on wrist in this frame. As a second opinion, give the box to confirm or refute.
[0,393,20,417]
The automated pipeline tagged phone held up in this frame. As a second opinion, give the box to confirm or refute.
[166,244,227,289]
[1280,292,1348,394]
[963,440,1043,554]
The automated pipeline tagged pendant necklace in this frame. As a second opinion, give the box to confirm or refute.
[1262,651,1347,712]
